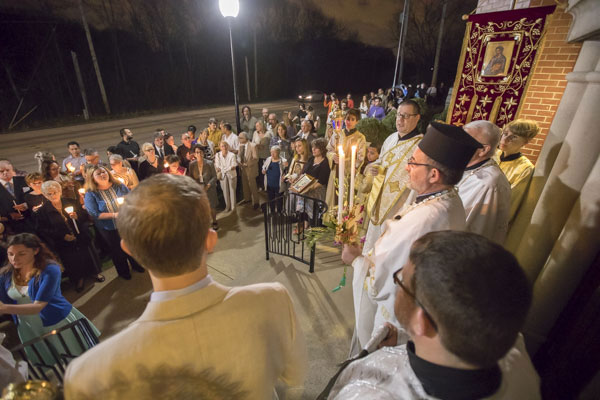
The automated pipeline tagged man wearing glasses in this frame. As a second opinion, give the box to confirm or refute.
[458,120,511,245]
[328,231,540,399]
[363,100,422,254]
[342,122,481,356]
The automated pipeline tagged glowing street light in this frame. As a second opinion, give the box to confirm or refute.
[219,0,242,134]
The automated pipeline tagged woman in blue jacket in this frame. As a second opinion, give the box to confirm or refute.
[0,233,99,363]
[83,165,143,279]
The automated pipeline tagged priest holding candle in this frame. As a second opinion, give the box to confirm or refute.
[341,122,482,356]
[326,109,366,213]
[35,181,104,292]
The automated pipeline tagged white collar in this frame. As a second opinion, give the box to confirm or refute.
[150,274,213,303]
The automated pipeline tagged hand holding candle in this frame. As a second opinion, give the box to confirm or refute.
[64,206,80,234]
[116,197,124,206]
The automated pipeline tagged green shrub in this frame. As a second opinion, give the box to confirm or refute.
[356,118,389,147]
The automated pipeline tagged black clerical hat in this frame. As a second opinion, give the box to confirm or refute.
[418,122,482,169]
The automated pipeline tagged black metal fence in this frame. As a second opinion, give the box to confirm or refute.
[262,192,328,273]
[11,318,99,384]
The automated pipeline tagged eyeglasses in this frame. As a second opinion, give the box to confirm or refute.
[407,157,434,169]
[397,113,417,120]
[393,267,438,331]
[144,148,155,152]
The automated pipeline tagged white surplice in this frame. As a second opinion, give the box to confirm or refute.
[457,159,511,245]
[329,334,541,400]
[351,189,466,350]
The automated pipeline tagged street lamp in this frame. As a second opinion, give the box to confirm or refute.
[219,0,242,134]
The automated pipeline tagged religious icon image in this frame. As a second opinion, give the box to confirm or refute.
[481,40,515,77]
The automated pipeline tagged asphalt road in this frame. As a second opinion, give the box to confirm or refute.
[1,99,311,173]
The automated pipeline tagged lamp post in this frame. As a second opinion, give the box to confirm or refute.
[219,0,242,134]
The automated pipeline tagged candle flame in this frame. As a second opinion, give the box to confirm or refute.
[116,197,124,205]
[64,206,74,213]
[117,177,125,183]
[66,163,75,172]
[164,163,169,168]
[78,188,85,194]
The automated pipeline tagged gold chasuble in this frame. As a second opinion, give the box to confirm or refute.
[497,150,535,223]
[368,136,421,225]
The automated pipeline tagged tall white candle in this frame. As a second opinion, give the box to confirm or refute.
[64,206,80,234]
[349,145,357,208]
[337,145,345,224]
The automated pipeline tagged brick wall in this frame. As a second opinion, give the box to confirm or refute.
[517,0,582,163]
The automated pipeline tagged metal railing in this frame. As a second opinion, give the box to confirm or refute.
[262,192,328,273]
[11,318,99,384]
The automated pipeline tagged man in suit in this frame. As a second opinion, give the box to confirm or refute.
[64,174,306,399]
[0,160,31,234]
[152,131,174,159]
[237,132,260,209]
[296,120,317,145]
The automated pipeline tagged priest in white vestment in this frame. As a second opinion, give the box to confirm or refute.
[458,120,511,244]
[362,100,423,253]
[327,231,541,400]
[342,122,483,354]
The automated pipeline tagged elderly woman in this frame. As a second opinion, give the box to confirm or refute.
[163,155,187,176]
[24,173,45,211]
[41,159,79,201]
[83,165,143,280]
[138,142,164,181]
[497,119,541,223]
[262,145,286,212]
[109,154,139,190]
[189,145,219,230]
[214,141,238,213]
[35,181,103,292]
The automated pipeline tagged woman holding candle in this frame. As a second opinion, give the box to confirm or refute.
[0,233,100,363]
[35,181,103,292]
[41,160,79,201]
[163,155,187,176]
[109,154,139,190]
[214,141,238,213]
[293,138,331,231]
[84,165,143,280]
[24,173,46,211]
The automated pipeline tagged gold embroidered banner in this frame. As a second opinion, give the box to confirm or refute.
[447,6,555,127]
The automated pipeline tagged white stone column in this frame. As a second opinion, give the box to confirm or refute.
[512,0,600,351]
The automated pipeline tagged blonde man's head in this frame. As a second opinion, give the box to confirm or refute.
[117,174,212,277]
[506,119,540,141]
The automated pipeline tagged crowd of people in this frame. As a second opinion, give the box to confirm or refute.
[0,90,545,398]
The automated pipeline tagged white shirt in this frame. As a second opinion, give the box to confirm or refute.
[150,275,213,303]
[222,132,239,151]
[215,151,237,178]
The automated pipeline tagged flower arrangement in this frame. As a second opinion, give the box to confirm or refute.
[304,202,365,292]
